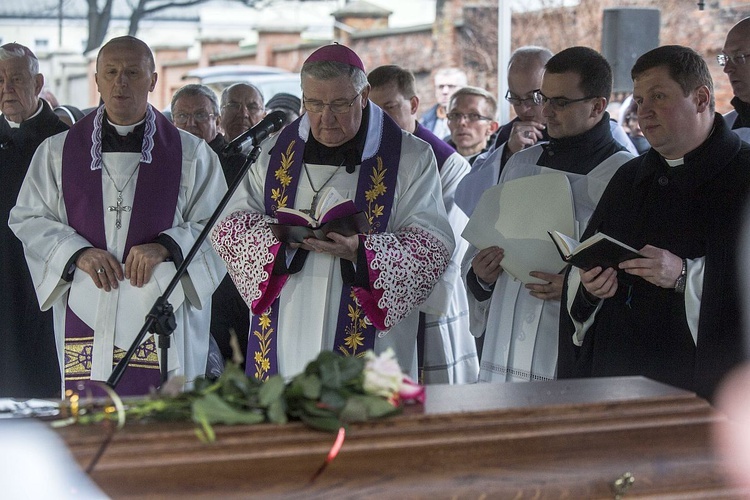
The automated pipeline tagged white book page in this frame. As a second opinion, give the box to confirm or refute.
[462,172,576,284]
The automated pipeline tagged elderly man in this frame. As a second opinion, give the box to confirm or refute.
[220,83,265,143]
[10,36,227,396]
[0,43,68,398]
[171,83,249,369]
[420,67,468,140]
[463,46,633,383]
[559,45,750,401]
[368,64,478,384]
[720,17,750,141]
[212,44,454,380]
[446,86,499,165]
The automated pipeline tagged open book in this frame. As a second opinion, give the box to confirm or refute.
[548,230,643,271]
[270,187,370,244]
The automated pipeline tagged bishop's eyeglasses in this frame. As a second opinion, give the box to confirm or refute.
[303,93,361,114]
[717,53,750,66]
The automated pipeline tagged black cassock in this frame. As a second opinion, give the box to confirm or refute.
[0,100,68,398]
[558,114,750,401]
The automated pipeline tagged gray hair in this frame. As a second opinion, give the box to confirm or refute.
[171,83,220,115]
[220,82,265,108]
[301,60,369,94]
[508,46,553,70]
[0,43,39,76]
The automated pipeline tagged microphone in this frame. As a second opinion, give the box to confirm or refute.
[223,110,286,155]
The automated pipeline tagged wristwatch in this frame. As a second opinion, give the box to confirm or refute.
[674,258,687,294]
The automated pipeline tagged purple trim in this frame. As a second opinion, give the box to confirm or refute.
[414,122,456,173]
[249,113,402,376]
[60,106,182,395]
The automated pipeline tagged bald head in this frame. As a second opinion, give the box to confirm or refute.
[507,46,552,122]
[97,36,155,73]
[723,17,750,103]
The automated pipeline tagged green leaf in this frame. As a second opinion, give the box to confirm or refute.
[301,399,336,418]
[300,374,322,399]
[359,395,400,419]
[339,397,369,422]
[266,399,288,424]
[191,393,265,426]
[319,388,347,411]
[299,413,344,433]
[258,375,285,407]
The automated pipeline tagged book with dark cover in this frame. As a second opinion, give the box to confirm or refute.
[270,198,370,244]
[548,230,643,271]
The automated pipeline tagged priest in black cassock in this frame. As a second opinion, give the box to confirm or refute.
[558,45,750,401]
[0,43,68,398]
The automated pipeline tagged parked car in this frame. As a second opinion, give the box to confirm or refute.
[182,65,302,101]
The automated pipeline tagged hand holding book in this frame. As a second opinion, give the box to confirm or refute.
[270,187,370,244]
[548,230,643,271]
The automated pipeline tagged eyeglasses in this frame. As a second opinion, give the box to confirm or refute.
[717,53,750,67]
[505,90,541,107]
[532,89,598,109]
[302,93,360,114]
[222,102,264,113]
[173,111,215,124]
[446,112,494,123]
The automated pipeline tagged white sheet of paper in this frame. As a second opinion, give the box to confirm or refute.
[68,262,185,347]
[461,172,575,284]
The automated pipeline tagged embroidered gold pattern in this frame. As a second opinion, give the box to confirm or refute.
[336,158,387,357]
[271,140,295,211]
[364,157,387,231]
[253,310,273,380]
[65,336,159,382]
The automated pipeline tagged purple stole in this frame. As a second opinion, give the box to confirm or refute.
[247,110,402,380]
[414,122,457,173]
[61,105,182,396]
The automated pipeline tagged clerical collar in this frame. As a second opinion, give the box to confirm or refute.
[731,96,750,129]
[664,157,685,168]
[101,114,146,153]
[303,104,369,167]
[5,99,43,128]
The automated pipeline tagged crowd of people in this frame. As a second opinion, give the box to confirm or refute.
[2,17,750,422]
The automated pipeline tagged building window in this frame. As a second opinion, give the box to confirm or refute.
[35,39,49,51]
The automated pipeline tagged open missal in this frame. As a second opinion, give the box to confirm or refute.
[548,230,643,271]
[270,187,370,244]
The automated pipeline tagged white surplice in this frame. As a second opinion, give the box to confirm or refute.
[9,128,228,393]
[462,146,632,382]
[218,106,455,379]
[419,151,479,384]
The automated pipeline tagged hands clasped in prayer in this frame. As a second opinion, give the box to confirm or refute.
[580,244,685,299]
[292,232,359,262]
[76,243,170,291]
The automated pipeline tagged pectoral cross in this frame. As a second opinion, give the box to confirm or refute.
[299,192,322,217]
[108,191,132,229]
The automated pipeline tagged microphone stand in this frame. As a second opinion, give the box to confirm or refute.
[106,144,263,390]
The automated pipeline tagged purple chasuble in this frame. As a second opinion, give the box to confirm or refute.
[60,105,182,396]
[248,109,402,379]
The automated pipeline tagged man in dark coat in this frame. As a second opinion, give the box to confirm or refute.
[558,45,750,401]
[0,43,68,398]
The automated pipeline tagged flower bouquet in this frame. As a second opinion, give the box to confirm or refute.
[56,348,424,442]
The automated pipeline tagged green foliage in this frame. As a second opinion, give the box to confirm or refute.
[70,351,403,441]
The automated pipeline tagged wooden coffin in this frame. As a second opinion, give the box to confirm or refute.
[56,376,747,498]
